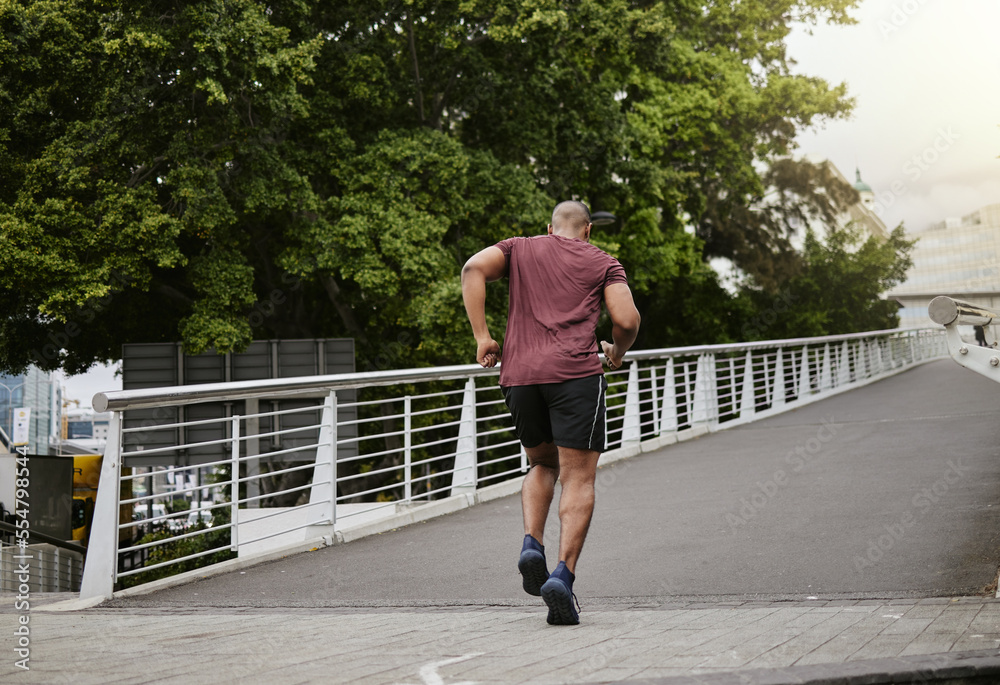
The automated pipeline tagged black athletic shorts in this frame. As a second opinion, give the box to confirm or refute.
[501,373,608,452]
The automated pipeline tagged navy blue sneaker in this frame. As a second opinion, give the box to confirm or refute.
[541,561,580,625]
[518,535,548,596]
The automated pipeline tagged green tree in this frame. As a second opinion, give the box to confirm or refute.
[0,0,324,373]
[738,223,915,339]
[1,0,861,377]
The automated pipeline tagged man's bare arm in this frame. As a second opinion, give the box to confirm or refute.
[601,282,641,369]
[461,246,507,367]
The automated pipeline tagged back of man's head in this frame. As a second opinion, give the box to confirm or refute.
[550,201,591,237]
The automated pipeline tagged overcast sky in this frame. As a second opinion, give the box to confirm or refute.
[61,0,1000,404]
[787,0,1000,234]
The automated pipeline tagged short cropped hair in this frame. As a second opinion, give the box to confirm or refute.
[551,201,591,233]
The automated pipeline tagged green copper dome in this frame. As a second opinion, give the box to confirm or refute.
[854,168,873,193]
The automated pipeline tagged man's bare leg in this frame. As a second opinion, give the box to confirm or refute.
[538,445,599,625]
[521,442,559,544]
[518,442,559,596]
[555,446,600,574]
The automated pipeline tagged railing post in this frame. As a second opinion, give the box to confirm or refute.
[230,415,240,553]
[838,341,851,387]
[773,348,786,409]
[404,395,412,502]
[787,349,797,397]
[648,366,659,435]
[79,412,122,601]
[798,346,810,398]
[307,392,337,535]
[819,343,833,393]
[245,398,260,509]
[39,548,48,592]
[660,358,678,434]
[329,394,338,526]
[761,353,772,406]
[451,378,477,495]
[710,354,720,426]
[693,354,718,428]
[622,361,641,444]
[740,352,755,419]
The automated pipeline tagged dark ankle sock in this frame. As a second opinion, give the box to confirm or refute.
[522,534,544,554]
[551,560,575,586]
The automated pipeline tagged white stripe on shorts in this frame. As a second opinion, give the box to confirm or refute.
[588,375,604,450]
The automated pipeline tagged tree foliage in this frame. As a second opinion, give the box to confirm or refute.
[738,223,915,339]
[0,0,880,376]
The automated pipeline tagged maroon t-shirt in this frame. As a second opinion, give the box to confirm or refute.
[496,234,627,386]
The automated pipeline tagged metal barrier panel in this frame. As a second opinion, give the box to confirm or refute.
[79,329,947,600]
[1,542,84,593]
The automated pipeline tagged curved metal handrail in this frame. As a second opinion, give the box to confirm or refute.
[928,296,999,327]
[94,363,501,413]
[95,329,933,413]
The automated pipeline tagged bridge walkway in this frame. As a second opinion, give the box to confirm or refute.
[6,358,1000,684]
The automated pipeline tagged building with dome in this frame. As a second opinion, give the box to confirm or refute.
[842,166,887,240]
[789,158,888,248]
[853,168,875,211]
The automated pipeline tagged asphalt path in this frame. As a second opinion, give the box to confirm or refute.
[107,359,1000,610]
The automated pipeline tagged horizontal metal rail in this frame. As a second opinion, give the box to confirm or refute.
[928,296,1000,383]
[94,364,501,412]
[928,296,1000,327]
[0,521,87,555]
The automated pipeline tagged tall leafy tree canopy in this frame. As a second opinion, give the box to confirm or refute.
[1,0,887,376]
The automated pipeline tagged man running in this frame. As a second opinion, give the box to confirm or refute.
[461,200,641,624]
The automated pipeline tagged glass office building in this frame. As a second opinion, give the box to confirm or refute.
[887,204,1000,328]
[0,372,25,447]
[0,366,61,454]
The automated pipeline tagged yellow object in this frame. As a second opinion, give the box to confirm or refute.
[72,455,102,542]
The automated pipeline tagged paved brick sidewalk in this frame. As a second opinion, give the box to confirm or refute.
[2,596,998,684]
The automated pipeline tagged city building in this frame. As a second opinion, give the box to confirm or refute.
[843,166,889,241]
[60,409,111,456]
[793,158,889,247]
[0,366,62,455]
[886,203,1000,329]
[713,159,889,290]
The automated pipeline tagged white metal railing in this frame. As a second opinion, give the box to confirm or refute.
[79,328,947,600]
[928,295,1000,383]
